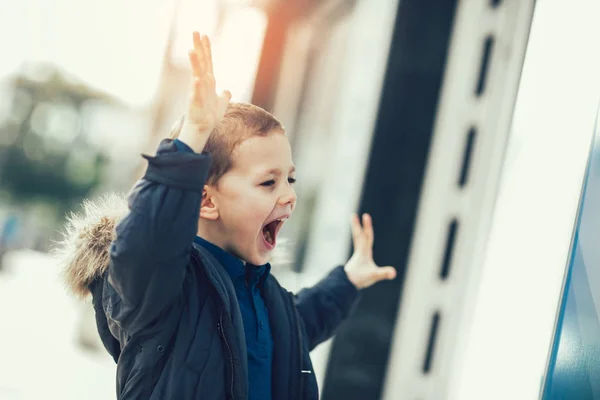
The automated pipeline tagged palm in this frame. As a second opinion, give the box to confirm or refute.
[344,214,396,289]
[187,32,229,130]
[177,32,231,152]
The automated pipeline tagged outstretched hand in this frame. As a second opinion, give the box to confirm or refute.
[344,213,396,290]
[178,32,231,153]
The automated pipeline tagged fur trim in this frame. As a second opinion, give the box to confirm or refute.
[54,193,128,298]
[54,192,292,298]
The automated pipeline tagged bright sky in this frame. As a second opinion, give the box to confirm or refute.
[0,0,266,108]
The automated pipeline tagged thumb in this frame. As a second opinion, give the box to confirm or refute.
[217,90,231,118]
[375,266,396,281]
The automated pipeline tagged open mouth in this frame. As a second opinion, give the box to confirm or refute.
[261,217,287,247]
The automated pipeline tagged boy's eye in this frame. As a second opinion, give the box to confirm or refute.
[261,180,276,187]
[260,178,296,187]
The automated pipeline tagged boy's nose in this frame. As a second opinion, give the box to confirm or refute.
[278,186,297,209]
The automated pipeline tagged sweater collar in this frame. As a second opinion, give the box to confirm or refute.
[194,236,270,285]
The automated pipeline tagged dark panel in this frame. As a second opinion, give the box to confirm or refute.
[321,1,458,399]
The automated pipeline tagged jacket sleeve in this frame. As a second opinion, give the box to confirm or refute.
[294,266,360,351]
[104,139,211,334]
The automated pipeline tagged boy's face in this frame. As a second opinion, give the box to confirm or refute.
[206,131,297,265]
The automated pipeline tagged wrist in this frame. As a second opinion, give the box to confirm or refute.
[343,265,361,289]
[177,121,212,153]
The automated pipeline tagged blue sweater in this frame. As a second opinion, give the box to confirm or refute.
[194,237,273,400]
[176,138,273,400]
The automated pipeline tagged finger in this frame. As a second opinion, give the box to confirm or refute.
[205,72,216,94]
[188,50,202,77]
[193,33,207,75]
[362,213,374,250]
[202,35,214,75]
[193,31,202,50]
[350,213,363,249]
[191,77,205,108]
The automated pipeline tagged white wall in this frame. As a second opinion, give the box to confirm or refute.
[451,2,600,399]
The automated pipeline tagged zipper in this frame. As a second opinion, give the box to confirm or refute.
[219,310,236,400]
[289,292,304,400]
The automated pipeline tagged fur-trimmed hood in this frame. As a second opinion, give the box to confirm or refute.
[55,193,290,299]
[55,194,128,298]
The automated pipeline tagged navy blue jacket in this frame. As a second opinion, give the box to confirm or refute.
[90,139,360,399]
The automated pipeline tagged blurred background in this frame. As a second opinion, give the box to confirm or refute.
[1,0,600,399]
[0,0,367,276]
[0,0,389,398]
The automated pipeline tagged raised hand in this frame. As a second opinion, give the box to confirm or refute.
[344,213,396,289]
[178,32,232,153]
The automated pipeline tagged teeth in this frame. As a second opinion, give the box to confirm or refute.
[264,217,288,245]
[264,230,272,244]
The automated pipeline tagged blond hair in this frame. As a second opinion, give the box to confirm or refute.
[170,102,285,185]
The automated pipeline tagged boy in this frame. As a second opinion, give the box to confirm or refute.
[60,32,395,399]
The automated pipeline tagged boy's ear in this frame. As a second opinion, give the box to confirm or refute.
[200,186,219,221]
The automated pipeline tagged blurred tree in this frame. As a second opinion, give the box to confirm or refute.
[0,63,117,216]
